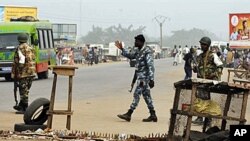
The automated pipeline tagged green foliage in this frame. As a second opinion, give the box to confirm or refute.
[78,24,145,46]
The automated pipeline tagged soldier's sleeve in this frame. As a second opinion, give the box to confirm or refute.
[213,53,223,67]
[18,46,25,64]
[145,48,155,80]
[121,48,136,59]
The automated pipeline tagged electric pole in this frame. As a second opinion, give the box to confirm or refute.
[153,15,170,49]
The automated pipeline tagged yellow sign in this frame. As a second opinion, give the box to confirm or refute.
[4,6,37,21]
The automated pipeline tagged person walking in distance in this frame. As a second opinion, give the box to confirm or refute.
[192,36,223,125]
[183,47,195,80]
[11,33,36,114]
[115,34,157,122]
[173,45,178,66]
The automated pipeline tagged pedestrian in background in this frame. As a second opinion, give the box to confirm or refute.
[11,33,36,114]
[173,45,178,66]
[178,45,183,64]
[115,34,157,122]
[183,47,195,80]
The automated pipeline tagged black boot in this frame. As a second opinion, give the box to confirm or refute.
[204,118,212,127]
[142,110,158,122]
[13,102,28,114]
[192,116,204,125]
[117,109,133,122]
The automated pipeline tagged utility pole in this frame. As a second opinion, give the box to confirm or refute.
[153,15,170,49]
[79,0,82,36]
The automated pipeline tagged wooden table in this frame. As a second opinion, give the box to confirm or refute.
[167,79,249,141]
[47,65,78,130]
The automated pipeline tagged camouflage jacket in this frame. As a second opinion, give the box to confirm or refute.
[122,46,155,80]
[11,43,36,79]
[196,50,223,80]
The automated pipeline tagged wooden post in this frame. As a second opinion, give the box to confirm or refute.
[240,90,249,125]
[227,69,231,82]
[66,75,73,130]
[168,88,181,140]
[183,84,197,141]
[47,73,57,129]
[221,93,232,130]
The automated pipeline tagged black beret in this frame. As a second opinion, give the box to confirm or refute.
[134,34,145,42]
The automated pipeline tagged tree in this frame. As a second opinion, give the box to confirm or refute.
[162,28,221,47]
[78,26,222,48]
[78,24,145,46]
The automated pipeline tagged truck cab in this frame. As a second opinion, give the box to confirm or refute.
[0,17,56,81]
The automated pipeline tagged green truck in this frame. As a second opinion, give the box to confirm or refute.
[0,19,56,81]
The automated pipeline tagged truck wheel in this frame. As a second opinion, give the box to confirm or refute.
[4,74,12,81]
[42,71,49,79]
[14,123,47,132]
[37,72,43,79]
[37,71,48,79]
[24,98,50,125]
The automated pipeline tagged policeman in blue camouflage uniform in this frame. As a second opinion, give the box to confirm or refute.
[115,34,157,122]
[11,33,36,114]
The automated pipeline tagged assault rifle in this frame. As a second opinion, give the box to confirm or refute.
[192,54,199,75]
[129,71,137,93]
[14,70,19,106]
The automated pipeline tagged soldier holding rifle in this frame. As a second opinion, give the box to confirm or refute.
[11,33,36,114]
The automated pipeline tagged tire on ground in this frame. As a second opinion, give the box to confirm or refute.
[14,123,47,132]
[24,98,50,125]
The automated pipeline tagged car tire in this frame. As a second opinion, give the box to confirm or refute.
[24,98,50,125]
[14,123,47,132]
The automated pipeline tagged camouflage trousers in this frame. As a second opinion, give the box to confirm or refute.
[18,77,33,104]
[130,79,155,111]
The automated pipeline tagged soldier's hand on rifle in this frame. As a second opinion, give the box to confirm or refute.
[115,41,123,50]
[148,80,154,89]
[192,66,198,73]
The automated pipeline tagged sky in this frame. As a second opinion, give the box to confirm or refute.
[1,0,250,40]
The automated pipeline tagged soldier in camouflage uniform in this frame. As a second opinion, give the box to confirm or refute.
[192,36,223,124]
[115,34,157,122]
[11,33,36,114]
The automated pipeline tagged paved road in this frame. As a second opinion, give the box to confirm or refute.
[0,58,179,111]
[1,58,250,136]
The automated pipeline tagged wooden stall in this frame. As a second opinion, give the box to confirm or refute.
[167,78,250,141]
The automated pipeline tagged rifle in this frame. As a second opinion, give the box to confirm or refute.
[128,70,137,93]
[14,77,19,106]
[192,54,200,75]
[13,48,19,106]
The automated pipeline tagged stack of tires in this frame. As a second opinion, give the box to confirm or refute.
[14,98,50,132]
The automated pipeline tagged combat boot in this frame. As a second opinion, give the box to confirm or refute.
[117,109,133,122]
[142,110,158,122]
[13,102,28,114]
[192,116,204,125]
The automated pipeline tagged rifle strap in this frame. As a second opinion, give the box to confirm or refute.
[203,51,209,79]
